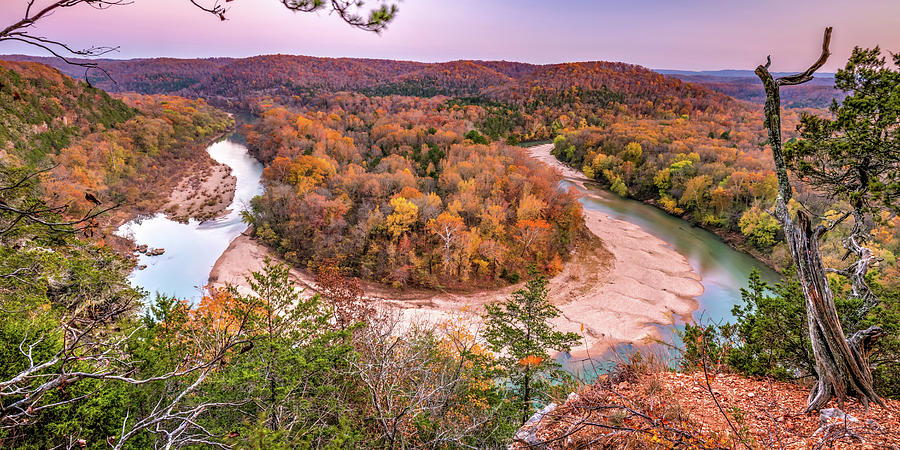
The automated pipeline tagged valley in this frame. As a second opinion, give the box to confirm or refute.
[131,136,775,363]
[2,3,898,446]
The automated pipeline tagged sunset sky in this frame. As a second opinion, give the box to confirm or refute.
[2,0,898,71]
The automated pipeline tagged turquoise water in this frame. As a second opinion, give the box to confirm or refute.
[557,179,781,378]
[564,180,781,322]
[115,136,263,302]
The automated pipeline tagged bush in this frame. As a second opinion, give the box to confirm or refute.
[610,177,628,196]
[500,268,520,284]
[464,129,489,145]
[725,271,813,380]
[685,269,900,398]
[680,322,733,374]
[738,207,780,250]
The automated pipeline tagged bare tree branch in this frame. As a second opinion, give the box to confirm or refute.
[1,0,399,79]
[755,26,884,412]
[777,27,833,86]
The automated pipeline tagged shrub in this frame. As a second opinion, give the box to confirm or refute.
[738,207,780,250]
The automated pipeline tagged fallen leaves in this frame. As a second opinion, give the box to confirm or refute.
[513,371,900,449]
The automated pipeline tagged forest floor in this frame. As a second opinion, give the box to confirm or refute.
[207,144,705,357]
[515,371,900,449]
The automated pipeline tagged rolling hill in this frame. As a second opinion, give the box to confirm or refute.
[0,54,839,108]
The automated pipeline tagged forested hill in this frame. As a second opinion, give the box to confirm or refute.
[0,60,137,165]
[0,60,233,222]
[0,54,763,108]
[0,54,840,107]
[660,69,842,108]
[0,54,532,99]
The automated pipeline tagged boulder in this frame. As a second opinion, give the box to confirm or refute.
[819,408,858,426]
[511,402,558,449]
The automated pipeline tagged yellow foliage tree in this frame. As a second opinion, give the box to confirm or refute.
[516,192,546,221]
[386,196,418,238]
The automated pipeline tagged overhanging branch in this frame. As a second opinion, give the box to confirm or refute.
[777,27,833,86]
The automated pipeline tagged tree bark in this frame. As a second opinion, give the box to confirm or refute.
[755,27,884,412]
[522,370,531,425]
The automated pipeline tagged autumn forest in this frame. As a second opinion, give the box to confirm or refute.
[2,1,899,448]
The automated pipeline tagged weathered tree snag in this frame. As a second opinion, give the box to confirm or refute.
[829,212,881,328]
[755,27,884,412]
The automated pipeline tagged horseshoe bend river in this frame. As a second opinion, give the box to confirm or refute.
[117,138,779,338]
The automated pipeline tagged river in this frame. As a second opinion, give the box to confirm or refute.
[118,137,779,334]
[556,180,781,378]
[115,135,263,301]
[566,180,781,324]
[523,143,782,376]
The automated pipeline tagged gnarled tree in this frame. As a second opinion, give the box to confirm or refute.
[756,27,897,412]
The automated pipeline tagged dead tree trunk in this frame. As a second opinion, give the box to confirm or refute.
[755,27,884,412]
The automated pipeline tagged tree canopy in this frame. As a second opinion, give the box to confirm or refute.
[786,47,900,215]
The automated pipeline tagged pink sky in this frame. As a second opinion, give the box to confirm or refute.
[1,0,898,71]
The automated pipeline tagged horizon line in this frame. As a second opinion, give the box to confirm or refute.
[0,53,838,76]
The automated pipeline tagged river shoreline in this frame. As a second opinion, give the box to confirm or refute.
[108,128,236,256]
[533,145,782,274]
[116,137,264,300]
[639,196,780,271]
[208,143,705,356]
[519,141,782,274]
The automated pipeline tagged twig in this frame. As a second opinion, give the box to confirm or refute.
[697,331,753,450]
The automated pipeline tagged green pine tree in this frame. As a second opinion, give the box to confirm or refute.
[483,276,581,424]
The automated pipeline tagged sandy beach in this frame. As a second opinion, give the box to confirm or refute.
[208,143,703,356]
[163,162,237,223]
[528,143,703,355]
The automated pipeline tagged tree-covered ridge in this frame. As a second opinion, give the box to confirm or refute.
[87,57,233,94]
[243,98,583,289]
[359,60,516,97]
[0,55,740,108]
[0,62,234,221]
[0,61,137,165]
[45,93,233,219]
[499,61,725,108]
[2,54,845,114]
[476,61,747,143]
[0,55,530,98]
[668,72,842,108]
[4,52,846,108]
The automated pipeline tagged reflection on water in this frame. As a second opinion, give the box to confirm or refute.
[557,180,781,379]
[117,137,781,378]
[115,136,263,302]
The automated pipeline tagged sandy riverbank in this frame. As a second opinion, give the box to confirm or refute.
[163,162,237,223]
[528,143,703,356]
[207,143,704,356]
[106,130,237,256]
